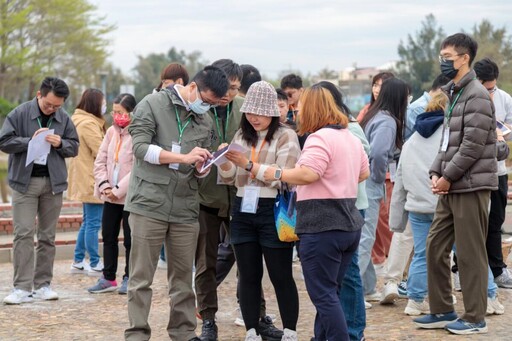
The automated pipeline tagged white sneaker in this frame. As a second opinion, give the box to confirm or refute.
[234,307,245,327]
[88,260,104,277]
[245,328,262,341]
[380,282,399,304]
[486,296,505,315]
[3,288,33,305]
[404,299,430,315]
[364,301,372,309]
[364,292,381,302]
[281,328,297,341]
[32,286,58,301]
[70,260,90,274]
[453,271,461,291]
[157,258,167,269]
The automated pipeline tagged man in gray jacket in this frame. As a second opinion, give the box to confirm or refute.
[124,66,228,341]
[0,77,79,305]
[414,33,497,335]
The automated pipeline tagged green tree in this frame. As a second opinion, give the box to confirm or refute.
[132,47,208,100]
[471,19,512,94]
[0,0,115,106]
[396,14,446,97]
[315,67,338,81]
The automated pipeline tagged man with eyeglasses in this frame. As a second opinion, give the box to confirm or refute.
[414,33,501,335]
[280,74,304,123]
[124,66,229,341]
[473,58,512,289]
[0,77,79,305]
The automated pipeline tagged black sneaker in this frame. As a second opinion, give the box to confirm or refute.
[199,319,218,341]
[257,316,283,341]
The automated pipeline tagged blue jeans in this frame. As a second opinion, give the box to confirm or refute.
[358,178,384,295]
[74,203,103,267]
[407,212,433,301]
[301,229,361,341]
[339,210,365,341]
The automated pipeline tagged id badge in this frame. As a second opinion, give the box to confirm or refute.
[441,128,450,152]
[241,185,260,214]
[34,154,48,165]
[169,142,181,170]
[389,161,397,183]
[112,163,120,186]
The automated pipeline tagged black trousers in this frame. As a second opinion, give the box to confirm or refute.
[234,242,299,331]
[487,174,508,278]
[102,202,131,281]
[452,175,508,278]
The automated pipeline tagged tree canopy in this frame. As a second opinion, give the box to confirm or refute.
[0,0,114,108]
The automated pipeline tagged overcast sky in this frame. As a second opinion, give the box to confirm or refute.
[92,0,512,79]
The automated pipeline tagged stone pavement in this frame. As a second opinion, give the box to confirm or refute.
[0,256,512,340]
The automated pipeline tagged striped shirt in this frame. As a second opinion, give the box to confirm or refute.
[219,126,301,198]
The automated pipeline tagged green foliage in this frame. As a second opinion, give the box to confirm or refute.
[132,47,208,100]
[0,97,16,117]
[395,14,446,98]
[0,0,114,106]
[470,20,512,93]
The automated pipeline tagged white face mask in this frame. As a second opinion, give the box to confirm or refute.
[101,103,107,115]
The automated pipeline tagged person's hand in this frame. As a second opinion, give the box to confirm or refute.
[32,127,49,138]
[263,166,276,181]
[430,175,439,194]
[432,176,450,195]
[496,128,505,142]
[107,191,118,201]
[102,188,112,196]
[45,134,61,148]
[182,147,212,164]
[218,143,228,151]
[225,151,248,168]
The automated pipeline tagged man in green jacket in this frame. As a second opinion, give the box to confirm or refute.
[124,66,228,341]
[195,59,243,340]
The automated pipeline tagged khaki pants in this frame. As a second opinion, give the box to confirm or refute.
[427,190,490,323]
[12,177,63,292]
[125,213,199,341]
[195,208,229,320]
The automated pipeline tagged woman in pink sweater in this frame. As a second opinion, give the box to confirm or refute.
[265,85,369,341]
[88,93,137,295]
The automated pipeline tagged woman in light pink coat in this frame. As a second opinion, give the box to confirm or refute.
[87,93,137,295]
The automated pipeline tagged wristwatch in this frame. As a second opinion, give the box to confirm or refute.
[245,161,254,172]
[274,167,282,180]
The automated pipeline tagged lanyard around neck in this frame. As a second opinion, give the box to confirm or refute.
[213,103,230,143]
[37,116,53,129]
[446,88,464,121]
[114,134,123,163]
[249,139,267,179]
[174,107,192,144]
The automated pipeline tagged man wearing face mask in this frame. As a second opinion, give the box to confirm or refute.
[124,66,228,341]
[0,77,79,305]
[414,33,498,335]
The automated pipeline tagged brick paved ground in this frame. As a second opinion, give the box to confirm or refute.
[0,257,511,340]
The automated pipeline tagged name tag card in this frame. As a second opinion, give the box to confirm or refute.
[169,142,181,170]
[241,185,260,214]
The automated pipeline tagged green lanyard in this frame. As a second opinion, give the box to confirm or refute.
[37,116,53,129]
[174,107,192,144]
[213,103,230,143]
[446,87,465,122]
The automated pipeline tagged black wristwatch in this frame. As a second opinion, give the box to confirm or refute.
[245,161,254,172]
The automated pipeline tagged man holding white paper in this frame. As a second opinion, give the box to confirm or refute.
[0,77,79,305]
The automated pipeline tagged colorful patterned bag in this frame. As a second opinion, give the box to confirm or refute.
[274,184,299,242]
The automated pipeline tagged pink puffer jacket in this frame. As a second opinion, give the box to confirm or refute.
[93,124,133,204]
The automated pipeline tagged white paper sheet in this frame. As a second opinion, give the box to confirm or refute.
[200,143,247,173]
[26,129,54,166]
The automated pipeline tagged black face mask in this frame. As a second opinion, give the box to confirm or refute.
[440,59,459,79]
